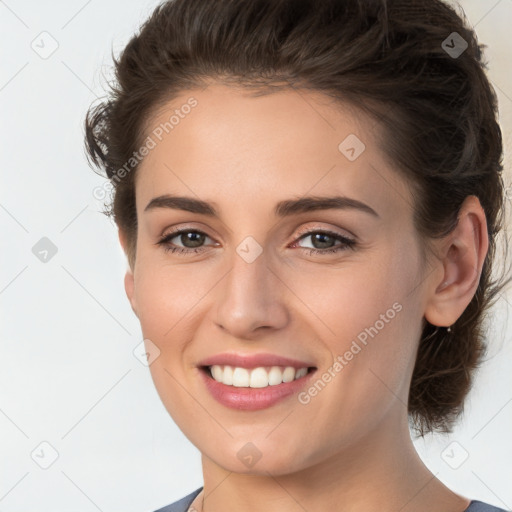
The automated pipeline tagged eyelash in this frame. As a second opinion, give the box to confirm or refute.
[155,227,356,257]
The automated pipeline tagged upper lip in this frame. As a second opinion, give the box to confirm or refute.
[198,352,316,369]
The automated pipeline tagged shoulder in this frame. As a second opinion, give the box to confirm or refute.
[465,501,510,512]
[152,487,203,512]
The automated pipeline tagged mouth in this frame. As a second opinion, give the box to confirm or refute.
[196,352,318,410]
[198,363,318,410]
[200,365,317,388]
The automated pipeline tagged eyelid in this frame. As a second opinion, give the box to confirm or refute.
[160,224,215,238]
[293,223,356,242]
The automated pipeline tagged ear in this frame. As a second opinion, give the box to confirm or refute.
[424,195,489,327]
[118,228,138,318]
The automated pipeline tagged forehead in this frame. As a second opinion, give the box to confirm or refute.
[135,83,414,222]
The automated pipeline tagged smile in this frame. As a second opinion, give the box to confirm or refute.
[199,365,317,411]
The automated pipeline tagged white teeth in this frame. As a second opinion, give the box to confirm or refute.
[295,367,308,379]
[250,367,268,388]
[282,366,295,383]
[211,365,223,382]
[268,366,284,386]
[209,365,310,387]
[232,367,250,387]
[223,365,233,385]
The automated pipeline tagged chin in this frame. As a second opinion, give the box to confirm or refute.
[199,437,313,476]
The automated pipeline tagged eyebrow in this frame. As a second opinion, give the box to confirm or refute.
[144,194,380,218]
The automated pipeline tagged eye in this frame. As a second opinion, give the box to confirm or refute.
[291,228,356,256]
[155,227,356,256]
[156,228,215,255]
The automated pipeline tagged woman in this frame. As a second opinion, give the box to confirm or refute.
[84,0,511,511]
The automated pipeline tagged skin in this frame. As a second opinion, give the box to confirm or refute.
[119,83,488,512]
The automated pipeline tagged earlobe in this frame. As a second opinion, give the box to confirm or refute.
[424,195,489,327]
[124,269,138,317]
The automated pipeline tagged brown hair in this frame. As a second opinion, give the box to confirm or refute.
[84,0,511,435]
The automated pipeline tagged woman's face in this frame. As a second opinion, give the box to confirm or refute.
[123,83,436,475]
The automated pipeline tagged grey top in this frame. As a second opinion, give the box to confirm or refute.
[153,487,510,512]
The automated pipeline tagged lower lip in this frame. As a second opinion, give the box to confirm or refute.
[199,367,316,411]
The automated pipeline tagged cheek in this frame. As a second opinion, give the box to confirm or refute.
[291,244,421,404]
[337,251,422,408]
[133,261,212,336]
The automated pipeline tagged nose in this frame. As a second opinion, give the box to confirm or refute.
[213,246,289,339]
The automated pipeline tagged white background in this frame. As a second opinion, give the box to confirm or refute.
[1,1,511,511]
